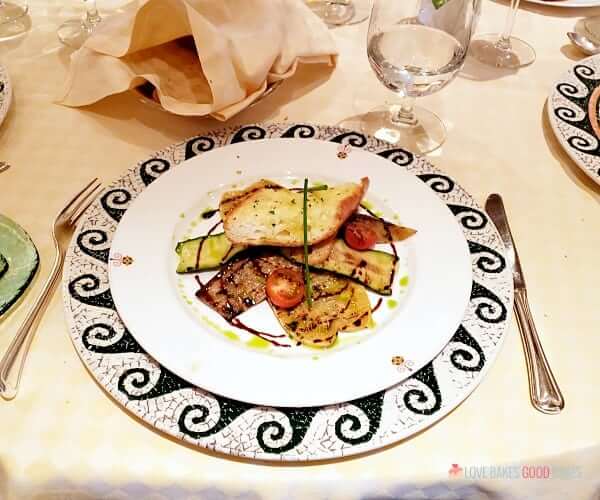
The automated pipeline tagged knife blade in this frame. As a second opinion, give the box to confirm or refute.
[485,194,526,290]
[485,193,565,414]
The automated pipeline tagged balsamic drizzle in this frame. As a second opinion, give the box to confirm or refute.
[194,219,223,270]
[229,318,291,348]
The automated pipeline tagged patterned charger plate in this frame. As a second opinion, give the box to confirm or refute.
[0,63,12,126]
[549,55,600,185]
[62,123,513,461]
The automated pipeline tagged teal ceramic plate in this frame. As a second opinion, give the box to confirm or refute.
[0,214,39,316]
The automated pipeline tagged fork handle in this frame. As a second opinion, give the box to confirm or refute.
[0,254,63,400]
[514,289,565,414]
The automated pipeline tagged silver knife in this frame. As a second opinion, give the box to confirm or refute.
[485,194,565,414]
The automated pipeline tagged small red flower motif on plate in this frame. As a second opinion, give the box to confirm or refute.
[337,143,352,159]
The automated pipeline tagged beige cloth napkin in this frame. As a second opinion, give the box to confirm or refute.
[58,0,337,120]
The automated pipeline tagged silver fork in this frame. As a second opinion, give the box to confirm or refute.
[0,178,102,400]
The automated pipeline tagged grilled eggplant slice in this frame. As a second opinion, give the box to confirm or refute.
[197,252,298,321]
[271,274,372,347]
[346,214,416,243]
[284,239,397,295]
[175,233,247,273]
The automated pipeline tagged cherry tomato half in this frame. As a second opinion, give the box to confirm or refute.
[266,268,305,309]
[344,221,377,250]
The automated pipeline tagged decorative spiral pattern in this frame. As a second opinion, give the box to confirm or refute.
[551,62,600,176]
[230,125,267,143]
[376,148,414,166]
[281,124,316,138]
[447,204,488,230]
[184,136,216,159]
[448,325,485,372]
[256,408,318,453]
[68,274,114,309]
[470,282,507,324]
[82,323,143,353]
[179,396,252,439]
[403,364,442,415]
[568,134,599,154]
[100,188,132,223]
[117,367,156,399]
[417,173,455,193]
[334,392,384,445]
[575,64,595,79]
[554,106,581,123]
[140,158,170,186]
[330,131,367,147]
[468,241,506,274]
[556,82,584,100]
[77,229,110,263]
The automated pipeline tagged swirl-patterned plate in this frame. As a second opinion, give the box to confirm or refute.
[549,56,600,185]
[0,63,12,127]
[62,123,513,461]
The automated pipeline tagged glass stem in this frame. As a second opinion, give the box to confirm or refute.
[84,0,101,28]
[390,97,418,127]
[497,0,520,51]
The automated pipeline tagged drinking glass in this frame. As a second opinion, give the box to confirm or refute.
[307,0,370,26]
[57,0,101,49]
[350,0,479,154]
[470,0,535,69]
[0,0,28,39]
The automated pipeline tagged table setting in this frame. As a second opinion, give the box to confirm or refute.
[0,0,599,499]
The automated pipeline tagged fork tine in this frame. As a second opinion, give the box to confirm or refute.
[58,178,101,220]
[68,183,103,226]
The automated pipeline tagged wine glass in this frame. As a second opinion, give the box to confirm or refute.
[307,0,371,26]
[470,0,535,69]
[346,0,479,154]
[57,0,101,49]
[0,0,28,39]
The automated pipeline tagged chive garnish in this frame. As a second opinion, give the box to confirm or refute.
[303,178,313,308]
[307,185,328,192]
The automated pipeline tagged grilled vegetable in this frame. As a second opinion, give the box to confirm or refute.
[0,253,8,280]
[175,233,247,273]
[197,253,299,321]
[271,274,372,348]
[219,178,369,247]
[283,239,397,295]
[345,214,416,243]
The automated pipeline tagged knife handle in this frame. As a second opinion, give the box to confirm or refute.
[514,289,565,414]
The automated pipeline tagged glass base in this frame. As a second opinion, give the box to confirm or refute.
[470,33,536,69]
[308,0,370,26]
[339,104,446,154]
[57,18,92,49]
[0,1,27,24]
[0,1,29,40]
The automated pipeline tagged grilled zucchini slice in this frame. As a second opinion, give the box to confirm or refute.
[175,233,247,273]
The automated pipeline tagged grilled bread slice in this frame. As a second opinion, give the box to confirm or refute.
[220,178,369,247]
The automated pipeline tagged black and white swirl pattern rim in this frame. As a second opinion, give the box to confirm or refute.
[0,64,12,127]
[62,123,513,462]
[549,54,600,185]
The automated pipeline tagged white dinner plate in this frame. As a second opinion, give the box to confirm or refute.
[548,54,600,186]
[108,138,472,407]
